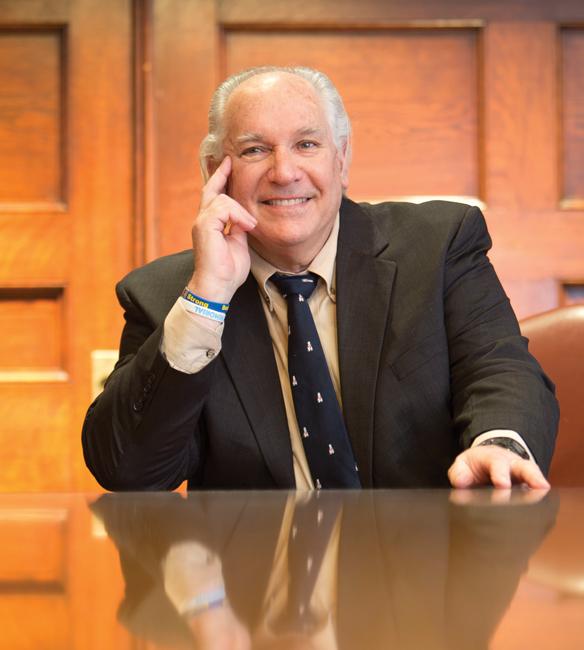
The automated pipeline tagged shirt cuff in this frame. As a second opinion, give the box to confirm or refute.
[161,298,224,374]
[471,430,535,463]
[162,541,225,616]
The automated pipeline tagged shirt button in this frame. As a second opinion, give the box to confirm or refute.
[206,349,216,359]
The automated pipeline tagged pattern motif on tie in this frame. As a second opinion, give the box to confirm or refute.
[271,272,361,489]
[273,492,343,634]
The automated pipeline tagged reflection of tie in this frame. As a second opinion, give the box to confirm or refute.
[271,273,360,489]
[274,493,342,634]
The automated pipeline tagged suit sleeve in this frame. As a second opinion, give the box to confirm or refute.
[82,281,213,491]
[444,206,559,473]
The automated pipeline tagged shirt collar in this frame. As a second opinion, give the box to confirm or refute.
[250,212,339,311]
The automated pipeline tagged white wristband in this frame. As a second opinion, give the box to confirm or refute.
[180,297,226,323]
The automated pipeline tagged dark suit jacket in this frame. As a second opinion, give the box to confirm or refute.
[82,198,559,490]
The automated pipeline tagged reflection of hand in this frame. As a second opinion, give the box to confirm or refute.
[187,603,251,650]
[448,445,550,489]
[449,486,550,507]
[189,156,257,304]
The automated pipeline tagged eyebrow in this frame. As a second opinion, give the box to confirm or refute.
[233,127,325,146]
[234,132,264,145]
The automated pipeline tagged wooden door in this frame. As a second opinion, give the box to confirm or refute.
[147,0,584,320]
[0,0,133,490]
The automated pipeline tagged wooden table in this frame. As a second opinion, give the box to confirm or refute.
[1,488,583,649]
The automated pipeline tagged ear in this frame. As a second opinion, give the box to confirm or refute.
[337,137,351,190]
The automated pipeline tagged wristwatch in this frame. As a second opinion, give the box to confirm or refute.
[476,437,530,460]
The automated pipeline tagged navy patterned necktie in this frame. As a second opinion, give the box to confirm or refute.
[273,493,343,634]
[270,273,361,489]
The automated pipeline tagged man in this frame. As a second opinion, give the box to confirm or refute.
[82,66,558,491]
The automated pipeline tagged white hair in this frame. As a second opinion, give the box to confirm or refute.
[199,66,352,181]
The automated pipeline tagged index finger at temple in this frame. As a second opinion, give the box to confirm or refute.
[201,156,232,205]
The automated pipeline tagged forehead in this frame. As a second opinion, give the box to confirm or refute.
[224,73,330,139]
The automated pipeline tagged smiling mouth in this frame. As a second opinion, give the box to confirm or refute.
[262,197,311,206]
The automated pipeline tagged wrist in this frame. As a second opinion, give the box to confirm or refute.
[188,275,235,305]
[476,436,530,460]
[181,288,229,323]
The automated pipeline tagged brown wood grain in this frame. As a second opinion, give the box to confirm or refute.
[561,27,584,204]
[1,0,584,494]
[225,28,479,200]
[218,0,584,24]
[0,288,64,369]
[148,0,217,258]
[0,30,64,204]
[0,495,134,649]
[153,1,584,319]
[0,0,134,492]
[0,514,66,583]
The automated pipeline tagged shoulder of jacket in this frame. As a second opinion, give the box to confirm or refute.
[357,199,481,234]
[118,250,192,288]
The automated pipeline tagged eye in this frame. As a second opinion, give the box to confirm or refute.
[297,140,319,151]
[240,146,268,157]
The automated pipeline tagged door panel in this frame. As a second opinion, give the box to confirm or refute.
[0,0,133,490]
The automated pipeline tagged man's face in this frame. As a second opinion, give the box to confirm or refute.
[222,73,349,271]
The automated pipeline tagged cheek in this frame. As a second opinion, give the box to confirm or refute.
[228,166,260,201]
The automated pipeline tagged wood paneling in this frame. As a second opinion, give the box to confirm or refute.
[0,288,65,371]
[561,27,584,206]
[0,0,134,491]
[218,0,584,23]
[1,0,584,492]
[484,22,557,210]
[0,494,133,649]
[152,0,584,319]
[561,281,584,306]
[0,29,64,206]
[0,596,68,650]
[147,0,217,257]
[0,510,66,584]
[225,28,480,200]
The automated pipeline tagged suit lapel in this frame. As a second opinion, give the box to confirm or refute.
[221,275,295,487]
[336,198,397,487]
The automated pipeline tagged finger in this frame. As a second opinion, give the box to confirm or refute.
[201,156,232,206]
[448,457,475,488]
[508,459,551,489]
[216,199,257,233]
[197,194,256,234]
[509,488,550,505]
[489,487,513,504]
[448,489,478,505]
[488,457,513,488]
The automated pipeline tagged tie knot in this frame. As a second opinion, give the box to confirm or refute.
[271,272,319,301]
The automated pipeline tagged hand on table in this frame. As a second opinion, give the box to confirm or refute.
[448,445,550,489]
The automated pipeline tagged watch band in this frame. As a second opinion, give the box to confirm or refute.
[476,436,530,460]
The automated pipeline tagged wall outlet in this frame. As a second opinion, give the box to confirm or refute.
[90,349,118,399]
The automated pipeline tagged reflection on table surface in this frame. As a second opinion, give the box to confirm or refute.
[1,488,583,649]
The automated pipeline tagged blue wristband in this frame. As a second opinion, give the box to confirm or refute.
[180,586,226,618]
[181,288,229,314]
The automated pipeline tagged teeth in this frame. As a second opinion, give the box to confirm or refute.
[264,198,308,206]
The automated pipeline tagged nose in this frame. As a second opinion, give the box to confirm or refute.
[267,147,301,185]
